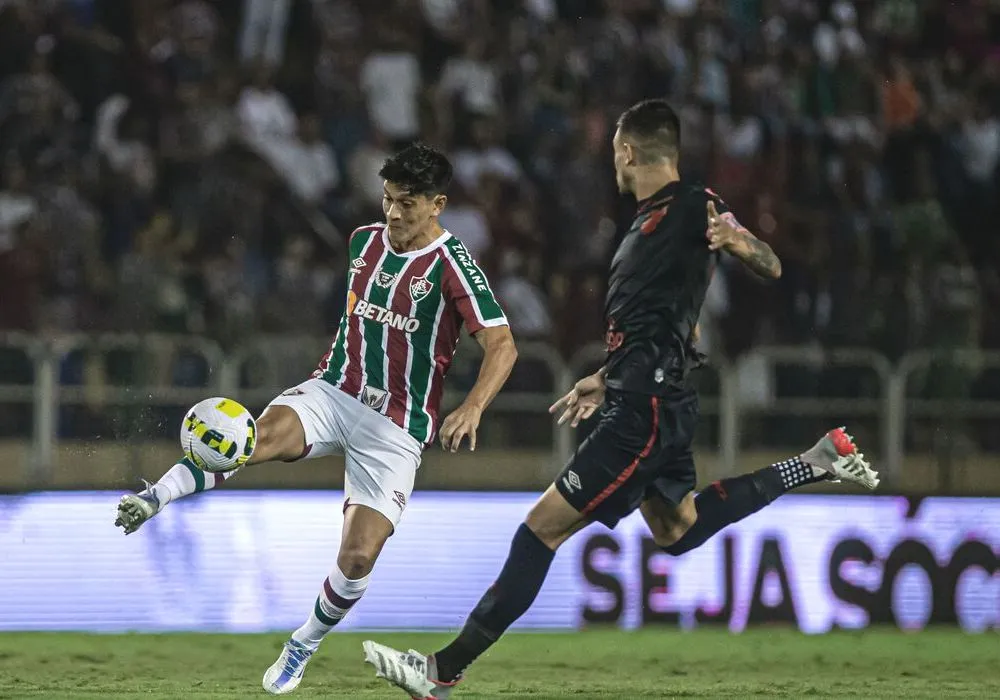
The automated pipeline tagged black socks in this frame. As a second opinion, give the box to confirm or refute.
[662,457,824,555]
[434,524,555,683]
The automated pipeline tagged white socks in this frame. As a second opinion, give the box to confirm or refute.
[145,458,240,506]
[291,566,370,649]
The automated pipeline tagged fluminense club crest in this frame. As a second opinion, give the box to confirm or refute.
[409,276,432,302]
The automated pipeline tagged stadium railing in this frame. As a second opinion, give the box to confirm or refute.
[3,332,1000,484]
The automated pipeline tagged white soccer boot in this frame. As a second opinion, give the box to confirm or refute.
[363,641,459,699]
[801,427,880,490]
[114,480,163,534]
[262,639,316,695]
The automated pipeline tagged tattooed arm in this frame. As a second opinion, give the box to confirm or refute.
[706,200,782,279]
[720,228,783,279]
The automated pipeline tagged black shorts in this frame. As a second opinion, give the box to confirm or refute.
[555,388,698,528]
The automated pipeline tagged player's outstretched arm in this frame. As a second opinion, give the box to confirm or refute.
[439,325,518,452]
[706,201,782,279]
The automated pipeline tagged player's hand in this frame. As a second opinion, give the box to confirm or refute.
[439,402,483,452]
[706,200,744,252]
[549,372,605,427]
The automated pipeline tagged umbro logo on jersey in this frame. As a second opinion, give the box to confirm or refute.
[353,299,421,333]
[409,276,432,302]
[362,385,388,412]
[375,270,397,288]
[349,257,366,275]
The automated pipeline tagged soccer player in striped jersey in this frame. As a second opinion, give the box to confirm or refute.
[113,144,518,695]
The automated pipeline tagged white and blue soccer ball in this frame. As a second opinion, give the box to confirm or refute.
[180,397,256,473]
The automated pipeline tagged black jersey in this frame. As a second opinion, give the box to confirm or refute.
[603,180,728,396]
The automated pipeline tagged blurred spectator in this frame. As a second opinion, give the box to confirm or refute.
[313,20,366,167]
[693,38,729,111]
[697,268,729,360]
[0,43,79,157]
[553,129,613,271]
[359,22,421,146]
[959,93,1000,191]
[239,0,291,68]
[283,112,340,207]
[34,161,108,331]
[163,0,221,85]
[94,94,157,258]
[94,95,157,197]
[451,117,522,193]
[348,128,393,218]
[237,64,297,164]
[201,237,267,345]
[435,37,501,139]
[116,212,201,335]
[0,156,37,250]
[264,235,339,333]
[0,157,43,331]
[495,250,552,341]
[439,184,491,262]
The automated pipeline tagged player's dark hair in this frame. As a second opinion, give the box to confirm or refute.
[378,143,453,197]
[617,99,681,164]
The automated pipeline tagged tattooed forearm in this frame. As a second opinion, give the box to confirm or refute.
[734,232,782,279]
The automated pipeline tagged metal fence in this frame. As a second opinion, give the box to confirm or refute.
[2,333,998,483]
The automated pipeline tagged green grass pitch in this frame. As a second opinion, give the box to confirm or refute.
[0,629,996,699]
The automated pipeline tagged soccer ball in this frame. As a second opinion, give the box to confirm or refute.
[180,397,257,473]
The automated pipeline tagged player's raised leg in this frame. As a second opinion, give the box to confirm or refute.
[114,402,307,534]
[645,427,879,555]
[263,503,392,694]
[364,484,588,698]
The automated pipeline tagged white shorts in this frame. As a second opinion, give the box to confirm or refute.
[267,378,422,528]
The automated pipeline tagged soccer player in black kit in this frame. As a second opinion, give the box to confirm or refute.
[363,100,880,699]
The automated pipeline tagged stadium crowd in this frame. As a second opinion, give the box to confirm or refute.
[0,0,996,370]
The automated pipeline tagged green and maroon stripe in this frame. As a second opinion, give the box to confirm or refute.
[319,225,381,383]
[359,252,409,397]
[401,255,441,442]
[422,266,462,443]
[333,228,386,396]
[385,251,440,431]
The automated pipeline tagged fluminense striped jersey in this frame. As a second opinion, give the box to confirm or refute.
[315,223,508,445]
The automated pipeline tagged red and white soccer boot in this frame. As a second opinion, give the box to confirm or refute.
[363,641,460,699]
[801,427,880,490]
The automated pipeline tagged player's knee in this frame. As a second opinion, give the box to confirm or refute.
[523,508,577,550]
[651,509,697,549]
[337,546,377,580]
[523,485,588,550]
[523,519,564,550]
